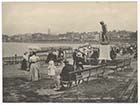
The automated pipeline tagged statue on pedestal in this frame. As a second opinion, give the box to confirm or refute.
[100,21,108,43]
[99,21,111,61]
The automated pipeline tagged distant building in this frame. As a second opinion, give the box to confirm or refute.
[83,32,100,41]
[58,31,100,42]
[20,34,33,42]
[32,33,48,41]
[32,33,59,41]
[11,35,22,42]
[2,35,9,42]
[2,30,134,43]
[45,35,59,41]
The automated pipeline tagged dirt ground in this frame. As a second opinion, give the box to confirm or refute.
[3,59,137,102]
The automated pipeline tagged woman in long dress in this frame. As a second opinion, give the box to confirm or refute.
[29,51,40,81]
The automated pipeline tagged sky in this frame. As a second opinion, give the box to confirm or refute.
[2,2,137,35]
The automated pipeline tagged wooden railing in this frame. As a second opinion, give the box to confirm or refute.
[69,64,106,83]
[106,58,131,72]
[3,50,73,65]
[3,56,23,65]
[61,58,132,88]
[68,58,131,82]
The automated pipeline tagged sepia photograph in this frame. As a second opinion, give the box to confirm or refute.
[2,2,137,102]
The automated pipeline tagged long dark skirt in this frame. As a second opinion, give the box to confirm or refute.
[75,65,83,80]
[21,59,27,70]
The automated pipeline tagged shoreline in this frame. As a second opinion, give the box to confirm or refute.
[3,41,99,44]
[3,39,136,45]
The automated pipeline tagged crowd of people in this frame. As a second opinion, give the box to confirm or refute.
[111,43,137,58]
[20,43,137,90]
[20,48,70,90]
[46,48,65,65]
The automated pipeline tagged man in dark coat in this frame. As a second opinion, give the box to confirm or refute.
[58,48,64,58]
[90,49,99,65]
[72,49,78,66]
[57,48,64,64]
[75,52,84,70]
[110,47,116,60]
[46,51,57,63]
[21,52,28,70]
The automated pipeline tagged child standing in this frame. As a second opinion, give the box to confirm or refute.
[48,60,56,78]
[47,60,60,89]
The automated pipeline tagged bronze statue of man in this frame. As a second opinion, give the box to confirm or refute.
[100,21,108,42]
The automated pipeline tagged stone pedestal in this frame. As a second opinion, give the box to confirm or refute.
[99,43,111,60]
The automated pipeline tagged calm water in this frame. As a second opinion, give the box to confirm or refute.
[3,42,85,57]
[3,42,101,57]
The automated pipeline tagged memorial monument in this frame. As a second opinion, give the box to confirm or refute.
[99,21,111,60]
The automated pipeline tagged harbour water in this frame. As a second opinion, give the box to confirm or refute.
[3,42,93,57]
[2,42,76,57]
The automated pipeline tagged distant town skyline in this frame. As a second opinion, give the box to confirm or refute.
[2,2,137,35]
